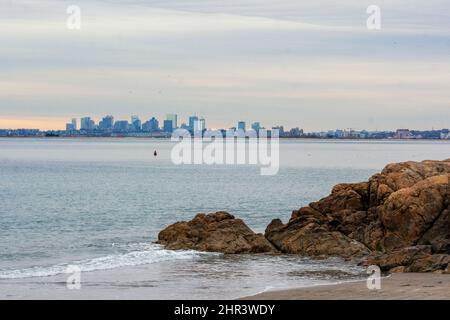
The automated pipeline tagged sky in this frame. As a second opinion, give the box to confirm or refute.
[1,0,450,131]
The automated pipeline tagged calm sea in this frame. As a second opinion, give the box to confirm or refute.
[0,138,449,299]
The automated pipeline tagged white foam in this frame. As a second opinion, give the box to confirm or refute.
[0,244,217,279]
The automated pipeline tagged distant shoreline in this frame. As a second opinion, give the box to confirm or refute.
[1,136,450,141]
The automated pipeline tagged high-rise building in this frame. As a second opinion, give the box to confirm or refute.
[166,114,178,129]
[198,117,206,131]
[238,121,246,131]
[150,117,159,131]
[192,117,205,132]
[66,122,75,131]
[163,120,173,133]
[189,116,198,132]
[113,120,129,131]
[131,115,141,131]
[142,121,151,132]
[251,122,261,132]
[99,115,114,130]
[71,118,77,130]
[80,117,94,130]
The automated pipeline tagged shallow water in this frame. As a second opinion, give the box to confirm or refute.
[0,138,449,299]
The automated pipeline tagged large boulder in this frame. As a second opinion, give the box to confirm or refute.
[265,208,370,259]
[158,160,450,273]
[265,159,450,272]
[378,174,450,251]
[365,246,450,273]
[158,211,277,254]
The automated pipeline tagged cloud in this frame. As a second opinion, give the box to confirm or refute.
[1,0,450,130]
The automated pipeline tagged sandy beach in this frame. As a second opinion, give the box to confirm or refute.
[242,273,450,300]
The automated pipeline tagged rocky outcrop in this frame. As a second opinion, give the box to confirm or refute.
[266,159,450,272]
[364,245,450,273]
[158,211,277,254]
[265,208,370,259]
[158,160,450,273]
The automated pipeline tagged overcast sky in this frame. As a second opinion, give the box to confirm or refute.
[1,0,449,130]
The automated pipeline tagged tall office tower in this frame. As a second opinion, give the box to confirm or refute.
[66,122,74,131]
[131,115,141,131]
[99,115,114,130]
[141,121,151,132]
[238,121,246,131]
[198,117,206,131]
[251,122,261,132]
[189,115,198,131]
[166,114,178,129]
[192,117,206,133]
[163,120,173,133]
[149,117,159,131]
[80,117,92,130]
[113,120,129,131]
[71,118,77,130]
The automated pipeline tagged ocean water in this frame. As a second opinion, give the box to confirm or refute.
[0,138,449,299]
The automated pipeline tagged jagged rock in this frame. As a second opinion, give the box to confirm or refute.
[379,174,450,251]
[265,159,450,272]
[365,245,432,271]
[158,159,450,273]
[265,215,370,259]
[158,211,277,254]
[366,246,449,273]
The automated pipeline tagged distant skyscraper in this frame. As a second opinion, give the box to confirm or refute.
[193,117,205,132]
[149,117,159,131]
[142,121,151,132]
[131,115,141,131]
[80,117,94,130]
[99,115,114,130]
[251,122,261,132]
[166,114,178,129]
[163,120,173,133]
[198,117,206,131]
[71,118,77,130]
[66,122,74,131]
[238,121,246,131]
[113,120,129,131]
[189,115,198,132]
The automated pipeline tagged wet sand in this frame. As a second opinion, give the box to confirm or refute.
[242,273,450,300]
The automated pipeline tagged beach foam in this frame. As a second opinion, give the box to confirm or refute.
[0,244,217,279]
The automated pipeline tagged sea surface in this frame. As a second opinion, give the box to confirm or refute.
[0,138,449,299]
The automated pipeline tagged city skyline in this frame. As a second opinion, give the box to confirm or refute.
[64,114,275,133]
[2,112,450,133]
[0,113,450,133]
[1,0,450,132]
[2,112,450,140]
